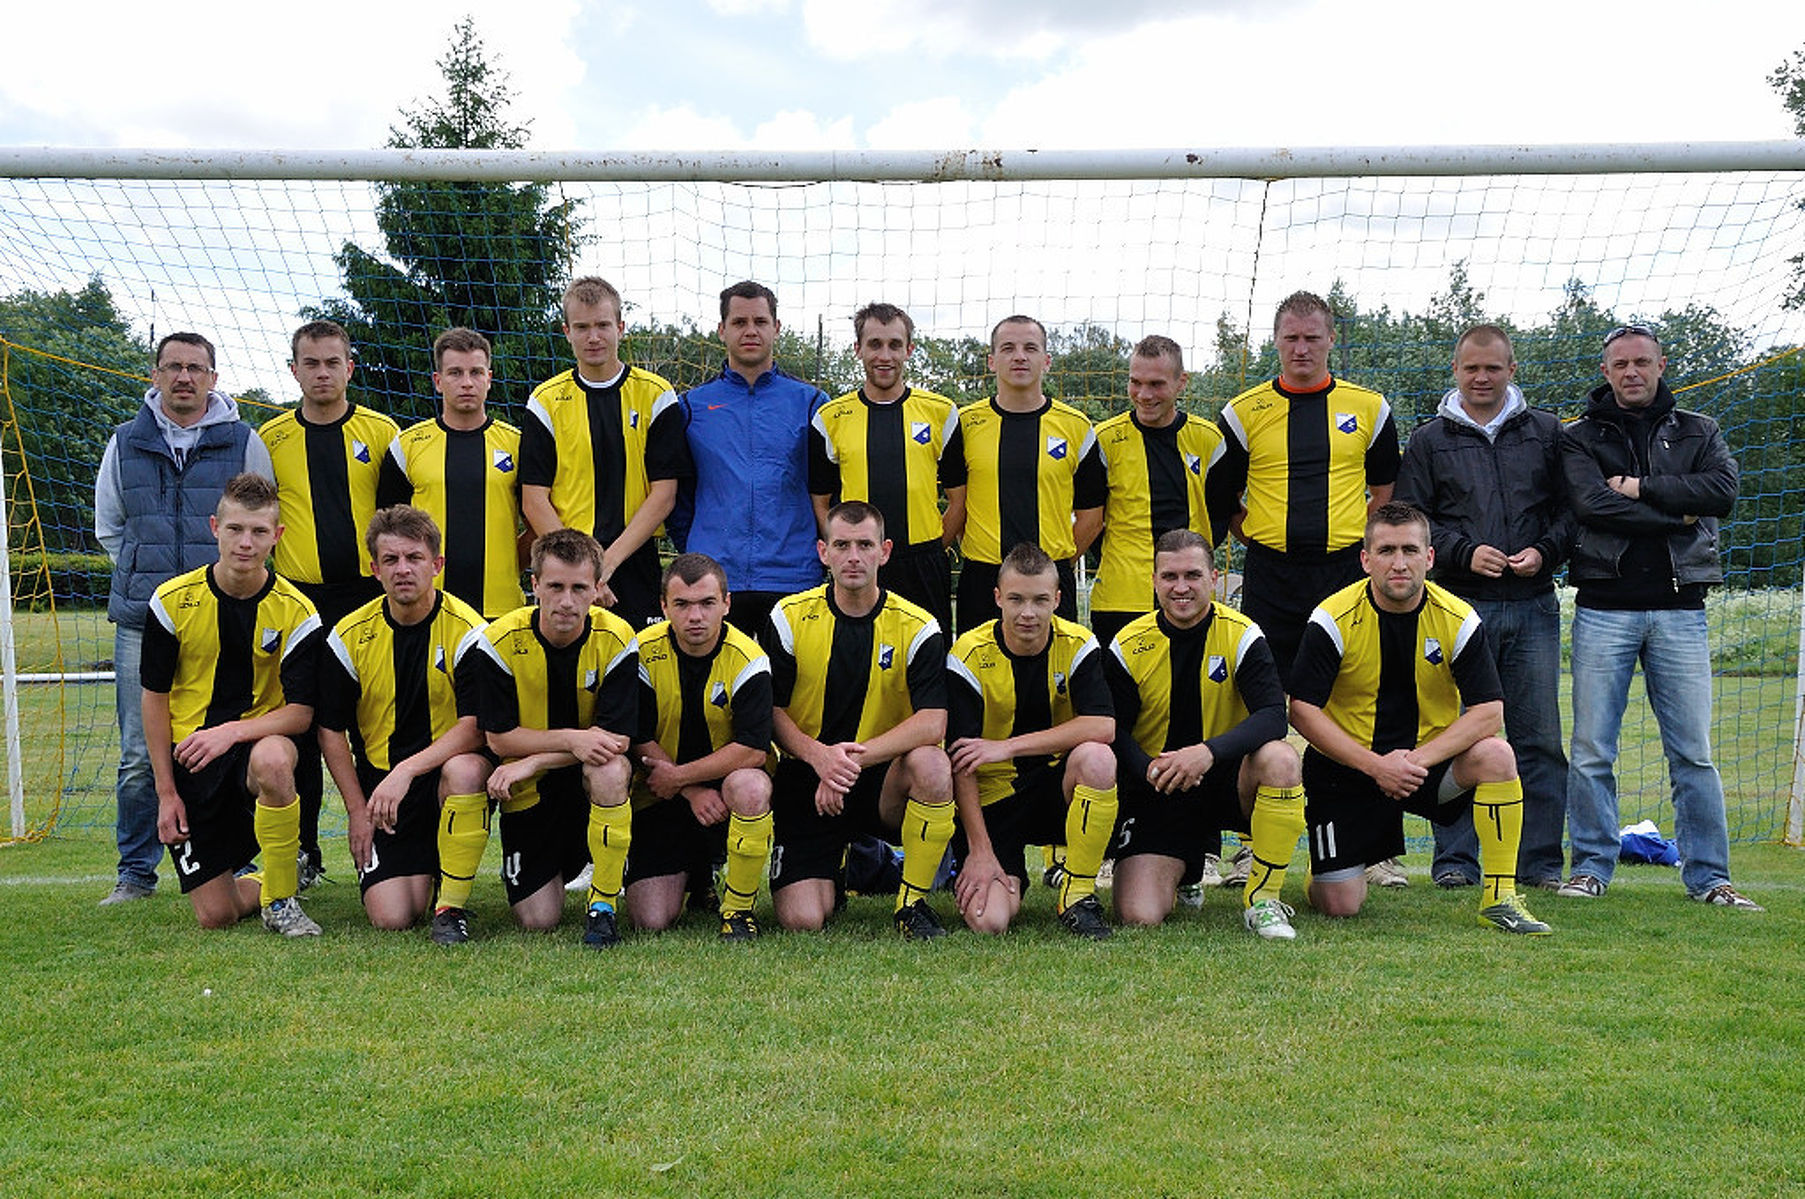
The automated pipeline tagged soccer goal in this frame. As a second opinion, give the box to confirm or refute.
[3,142,1803,845]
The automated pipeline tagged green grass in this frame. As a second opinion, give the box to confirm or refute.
[3,831,1801,1197]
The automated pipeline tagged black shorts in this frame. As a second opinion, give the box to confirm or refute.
[725,591,790,639]
[355,765,441,893]
[295,577,385,629]
[880,539,953,637]
[950,772,1071,890]
[496,793,591,905]
[1240,542,1364,682]
[624,795,728,885]
[957,558,1078,636]
[1112,755,1247,886]
[168,742,259,894]
[1088,608,1143,649]
[604,540,664,631]
[769,758,896,888]
[1302,748,1469,877]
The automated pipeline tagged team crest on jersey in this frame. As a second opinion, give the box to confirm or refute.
[1053,670,1068,695]
[878,644,895,670]
[259,627,281,654]
[629,410,641,430]
[710,680,729,708]
[434,645,448,674]
[911,421,933,446]
[1208,654,1228,683]
[1046,436,1068,461]
[1423,638,1444,666]
[352,439,371,463]
[1185,452,1202,476]
[493,450,515,473]
[1335,412,1358,435]
[583,668,600,691]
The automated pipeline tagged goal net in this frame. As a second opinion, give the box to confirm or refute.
[3,146,1803,845]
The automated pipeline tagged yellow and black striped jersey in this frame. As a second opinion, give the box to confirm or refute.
[957,398,1105,563]
[1102,604,1287,784]
[467,604,640,811]
[1090,410,1235,616]
[764,586,946,745]
[634,620,773,799]
[259,403,399,585]
[1289,578,1501,753]
[141,566,322,744]
[808,387,966,548]
[318,591,488,773]
[947,616,1111,806]
[377,416,525,618]
[519,365,692,545]
[1217,377,1399,555]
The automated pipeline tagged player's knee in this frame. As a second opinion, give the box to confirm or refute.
[630,905,679,933]
[366,905,418,932]
[584,756,633,802]
[722,768,773,816]
[1463,736,1517,783]
[902,746,952,798]
[1066,741,1116,789]
[193,905,237,930]
[247,736,298,793]
[513,908,560,933]
[1308,879,1365,918]
[963,907,1011,936]
[1252,739,1302,787]
[439,753,491,797]
[1114,891,1172,927]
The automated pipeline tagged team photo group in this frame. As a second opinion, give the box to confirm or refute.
[91,274,1764,951]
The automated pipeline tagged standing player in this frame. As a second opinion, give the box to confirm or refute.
[1103,531,1306,938]
[764,501,955,937]
[317,506,492,937]
[259,319,399,886]
[1287,503,1551,935]
[947,543,1117,939]
[1087,336,1236,645]
[520,277,692,629]
[467,530,642,947]
[955,315,1104,633]
[628,553,776,940]
[809,302,967,635]
[378,327,526,619]
[143,474,324,935]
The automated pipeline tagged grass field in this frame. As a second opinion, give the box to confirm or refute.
[2,830,1801,1197]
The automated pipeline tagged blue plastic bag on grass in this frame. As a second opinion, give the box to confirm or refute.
[1619,819,1680,866]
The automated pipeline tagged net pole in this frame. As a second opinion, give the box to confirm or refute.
[1,441,24,838]
[1789,589,1805,846]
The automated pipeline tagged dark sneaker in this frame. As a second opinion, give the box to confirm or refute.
[262,897,322,937]
[430,906,471,945]
[1523,876,1565,892]
[1691,884,1764,911]
[1556,874,1606,899]
[1223,845,1254,888]
[583,905,622,949]
[719,910,761,942]
[297,850,327,893]
[1057,894,1113,941]
[1434,871,1477,889]
[893,898,947,941]
[1042,861,1067,890]
[1478,895,1553,936]
[99,881,155,906]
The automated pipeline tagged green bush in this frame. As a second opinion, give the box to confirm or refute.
[8,551,111,609]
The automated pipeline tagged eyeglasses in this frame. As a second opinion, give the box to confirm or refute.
[156,362,215,376]
[1602,324,1659,350]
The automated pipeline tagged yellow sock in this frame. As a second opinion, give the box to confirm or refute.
[436,792,490,912]
[896,798,955,910]
[1059,784,1118,911]
[585,802,632,909]
[254,800,301,906]
[1473,779,1524,905]
[722,811,773,915]
[1245,785,1306,907]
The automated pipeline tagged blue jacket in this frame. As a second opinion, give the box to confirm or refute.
[671,365,826,593]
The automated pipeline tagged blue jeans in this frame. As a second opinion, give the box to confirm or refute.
[1430,592,1568,884]
[113,622,164,889]
[1565,606,1731,894]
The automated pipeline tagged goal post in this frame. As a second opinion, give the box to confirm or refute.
[2,141,1803,847]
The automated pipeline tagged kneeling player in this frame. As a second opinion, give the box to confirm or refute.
[1103,530,1306,938]
[629,553,776,940]
[764,501,955,937]
[317,506,492,938]
[948,543,1117,939]
[144,474,325,935]
[468,530,642,947]
[1287,503,1550,935]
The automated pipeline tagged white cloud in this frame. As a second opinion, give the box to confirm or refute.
[706,0,791,14]
[798,0,1282,62]
[754,110,857,150]
[866,99,978,150]
[613,105,748,150]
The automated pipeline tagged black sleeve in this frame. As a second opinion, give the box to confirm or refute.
[645,402,695,484]
[1072,438,1106,511]
[518,407,558,489]
[939,421,968,490]
[375,444,412,510]
[807,421,838,498]
[1451,622,1504,708]
[1102,646,1153,784]
[473,648,520,734]
[454,647,485,721]
[730,668,774,753]
[1202,442,1239,548]
[1366,409,1401,488]
[1068,643,1113,718]
[761,617,796,709]
[592,644,640,737]
[315,635,359,733]
[140,613,179,694]
[278,624,322,710]
[634,671,659,745]
[1287,617,1342,710]
[1638,417,1739,518]
[905,629,948,712]
[946,661,984,744]
[1215,412,1250,500]
[1204,634,1288,761]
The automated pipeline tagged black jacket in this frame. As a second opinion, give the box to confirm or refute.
[1395,392,1573,601]
[1560,379,1736,589]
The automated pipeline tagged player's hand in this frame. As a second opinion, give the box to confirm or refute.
[487,760,535,802]
[814,779,847,817]
[1148,744,1214,794]
[346,805,375,873]
[597,582,619,609]
[567,727,628,766]
[366,770,412,833]
[1506,546,1544,577]
[813,742,865,794]
[174,722,238,773]
[1369,748,1429,800]
[948,737,1013,775]
[643,758,685,800]
[157,792,190,845]
[1468,544,1509,578]
[685,786,729,826]
[953,847,1014,919]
